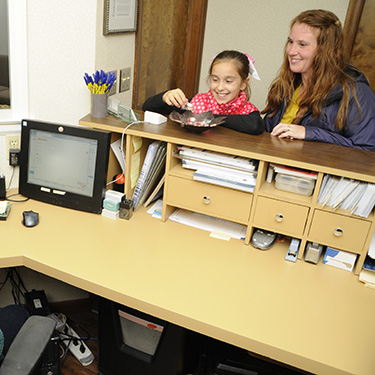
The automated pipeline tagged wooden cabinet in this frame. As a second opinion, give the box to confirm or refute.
[79,114,375,276]
[253,196,309,236]
[166,175,253,223]
[309,210,371,254]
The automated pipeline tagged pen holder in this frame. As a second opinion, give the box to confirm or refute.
[91,93,108,118]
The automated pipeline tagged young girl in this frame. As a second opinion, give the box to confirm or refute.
[142,50,264,134]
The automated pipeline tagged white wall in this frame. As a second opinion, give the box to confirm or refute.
[26,0,135,126]
[26,0,97,125]
[199,0,349,111]
[0,0,135,187]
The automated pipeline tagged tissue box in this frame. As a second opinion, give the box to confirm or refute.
[323,247,357,272]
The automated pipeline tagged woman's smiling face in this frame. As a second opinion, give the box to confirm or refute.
[209,61,247,104]
[287,22,319,83]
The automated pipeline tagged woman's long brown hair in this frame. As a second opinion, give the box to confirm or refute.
[262,9,359,130]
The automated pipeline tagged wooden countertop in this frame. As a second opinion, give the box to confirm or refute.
[80,114,375,183]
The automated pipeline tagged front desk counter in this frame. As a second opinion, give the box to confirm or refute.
[3,115,375,375]
[2,188,375,375]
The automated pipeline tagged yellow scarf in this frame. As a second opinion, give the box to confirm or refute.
[281,85,301,124]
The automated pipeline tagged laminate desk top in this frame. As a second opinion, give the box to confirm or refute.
[2,193,375,375]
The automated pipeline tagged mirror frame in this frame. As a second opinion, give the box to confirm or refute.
[0,0,28,125]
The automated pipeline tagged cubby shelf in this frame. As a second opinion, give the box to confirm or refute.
[79,114,375,276]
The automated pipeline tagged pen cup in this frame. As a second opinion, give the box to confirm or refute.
[91,93,108,118]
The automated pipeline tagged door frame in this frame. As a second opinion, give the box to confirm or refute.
[132,0,208,108]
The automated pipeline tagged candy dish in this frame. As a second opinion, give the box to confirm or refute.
[169,110,226,133]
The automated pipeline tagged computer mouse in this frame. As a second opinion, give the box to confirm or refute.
[22,210,39,227]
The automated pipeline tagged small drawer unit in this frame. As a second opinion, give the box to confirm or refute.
[253,196,309,236]
[309,210,371,254]
[166,176,253,223]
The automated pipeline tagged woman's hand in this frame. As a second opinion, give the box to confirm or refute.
[271,123,306,140]
[162,89,188,108]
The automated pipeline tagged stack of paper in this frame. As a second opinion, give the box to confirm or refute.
[368,232,375,259]
[132,141,167,210]
[359,269,375,289]
[323,247,357,272]
[359,233,375,289]
[193,166,256,192]
[317,175,375,218]
[177,146,258,171]
[177,146,258,192]
[169,208,247,240]
[271,164,317,180]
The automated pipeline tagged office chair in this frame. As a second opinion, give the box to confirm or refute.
[0,315,56,375]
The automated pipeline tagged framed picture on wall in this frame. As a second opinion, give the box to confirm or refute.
[103,0,138,35]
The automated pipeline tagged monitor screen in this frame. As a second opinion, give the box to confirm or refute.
[19,119,111,213]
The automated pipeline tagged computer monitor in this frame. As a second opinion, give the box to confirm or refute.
[19,119,111,213]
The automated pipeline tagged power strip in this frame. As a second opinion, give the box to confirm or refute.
[48,313,65,331]
[59,323,94,366]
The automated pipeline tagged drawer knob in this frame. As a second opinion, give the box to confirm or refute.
[334,228,344,237]
[202,196,210,204]
[275,213,284,222]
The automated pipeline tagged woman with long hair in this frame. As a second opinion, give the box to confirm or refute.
[263,9,375,150]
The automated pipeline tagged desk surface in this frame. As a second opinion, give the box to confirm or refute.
[2,195,375,375]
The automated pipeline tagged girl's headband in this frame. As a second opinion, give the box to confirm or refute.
[211,52,261,80]
[244,53,261,81]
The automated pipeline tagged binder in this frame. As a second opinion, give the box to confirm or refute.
[143,174,165,207]
[132,141,166,210]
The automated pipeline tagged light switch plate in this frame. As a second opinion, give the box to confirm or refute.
[107,70,117,96]
[120,67,131,92]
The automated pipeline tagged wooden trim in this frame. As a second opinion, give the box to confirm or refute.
[181,0,208,98]
[132,0,143,109]
[343,0,366,58]
[132,0,207,108]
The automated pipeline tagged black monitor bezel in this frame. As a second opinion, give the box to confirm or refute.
[19,119,111,214]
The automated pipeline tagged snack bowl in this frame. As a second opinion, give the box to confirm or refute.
[169,110,226,133]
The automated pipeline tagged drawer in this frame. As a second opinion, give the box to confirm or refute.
[253,196,309,236]
[309,210,371,254]
[166,176,253,222]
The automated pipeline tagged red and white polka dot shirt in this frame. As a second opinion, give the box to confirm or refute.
[190,90,258,115]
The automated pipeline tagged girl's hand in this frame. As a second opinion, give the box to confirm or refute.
[271,123,306,140]
[162,89,188,108]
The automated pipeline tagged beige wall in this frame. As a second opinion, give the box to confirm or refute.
[199,0,350,111]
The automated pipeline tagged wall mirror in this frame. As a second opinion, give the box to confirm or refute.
[0,0,10,108]
[0,0,29,123]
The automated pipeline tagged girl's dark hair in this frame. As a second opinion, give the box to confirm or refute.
[209,50,251,99]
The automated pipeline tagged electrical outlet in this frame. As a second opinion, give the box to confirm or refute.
[120,67,131,92]
[6,134,21,160]
[107,70,117,96]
